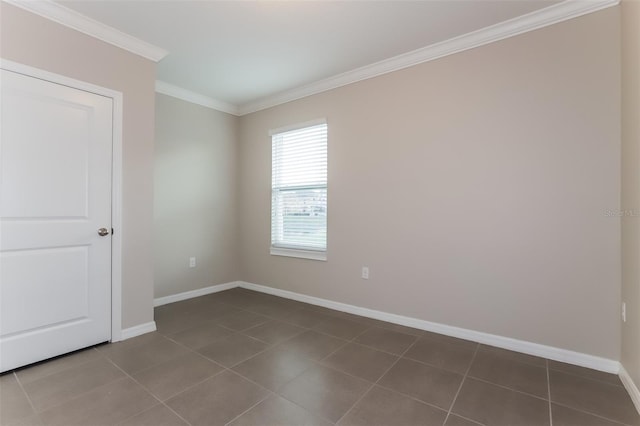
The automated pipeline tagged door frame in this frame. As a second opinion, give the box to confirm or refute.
[1,59,125,342]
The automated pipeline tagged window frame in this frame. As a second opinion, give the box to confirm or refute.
[269,118,328,261]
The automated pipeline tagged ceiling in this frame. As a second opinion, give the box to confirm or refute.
[54,0,572,112]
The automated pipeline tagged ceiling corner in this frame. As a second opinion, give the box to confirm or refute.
[3,0,169,62]
[237,0,620,115]
[155,80,240,116]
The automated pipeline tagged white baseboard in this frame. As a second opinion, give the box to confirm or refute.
[238,281,620,374]
[120,321,157,341]
[149,280,621,374]
[620,365,640,415]
[154,281,240,307]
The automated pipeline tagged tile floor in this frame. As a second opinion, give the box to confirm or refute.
[1,288,639,426]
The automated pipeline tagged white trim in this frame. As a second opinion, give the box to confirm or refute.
[620,365,640,415]
[270,247,327,261]
[237,0,619,115]
[154,282,240,307]
[7,0,617,115]
[109,90,124,343]
[0,58,122,99]
[155,81,239,116]
[269,118,328,136]
[0,59,125,344]
[238,281,620,374]
[120,321,157,340]
[2,0,168,62]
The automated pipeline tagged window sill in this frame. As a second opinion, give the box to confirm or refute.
[270,247,327,261]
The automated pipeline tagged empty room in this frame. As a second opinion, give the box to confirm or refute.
[1,0,639,425]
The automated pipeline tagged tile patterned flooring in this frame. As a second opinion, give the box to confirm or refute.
[1,288,639,426]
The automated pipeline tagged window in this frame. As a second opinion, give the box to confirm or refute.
[270,119,327,261]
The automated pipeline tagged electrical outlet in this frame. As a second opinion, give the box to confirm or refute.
[361,266,369,280]
[189,257,196,268]
[622,302,627,322]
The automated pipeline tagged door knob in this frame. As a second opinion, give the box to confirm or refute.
[98,228,110,236]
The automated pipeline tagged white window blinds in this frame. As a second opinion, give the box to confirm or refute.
[271,120,327,256]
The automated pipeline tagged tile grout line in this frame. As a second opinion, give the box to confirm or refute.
[112,321,236,401]
[15,354,138,417]
[219,370,277,426]
[443,343,480,425]
[240,325,308,346]
[317,340,544,422]
[309,317,373,340]
[218,330,310,370]
[330,330,422,358]
[12,371,45,425]
[11,347,104,388]
[230,293,625,384]
[222,320,391,426]
[210,298,483,424]
[225,310,374,371]
[227,369,338,425]
[400,348,479,376]
[158,303,301,367]
[316,321,377,362]
[549,400,635,426]
[309,326,369,346]
[334,335,422,425]
[314,328,418,380]
[166,294,392,348]
[212,316,273,334]
[17,290,625,426]
[198,300,373,425]
[397,347,628,425]
[223,394,274,426]
[103,354,197,426]
[183,308,356,374]
[476,345,549,368]
[214,301,357,346]
[547,359,553,426]
[165,293,625,381]
[294,322,383,402]
[144,363,227,404]
[315,361,453,417]
[163,294,427,363]
[157,293,629,426]
[131,330,234,380]
[447,413,486,426]
[113,403,186,426]
[303,337,450,416]
[231,323,376,425]
[460,375,550,402]
[168,306,416,362]
[27,373,131,418]
[547,366,626,388]
[372,382,463,416]
[125,334,454,426]
[224,320,380,425]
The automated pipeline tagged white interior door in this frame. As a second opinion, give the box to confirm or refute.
[0,68,113,372]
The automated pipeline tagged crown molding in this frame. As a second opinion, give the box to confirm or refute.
[15,0,614,114]
[155,80,240,116]
[2,0,168,62]
[237,0,619,115]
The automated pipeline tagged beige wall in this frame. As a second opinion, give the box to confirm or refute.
[239,8,621,359]
[0,3,157,329]
[154,94,239,298]
[1,1,626,363]
[621,0,640,387]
